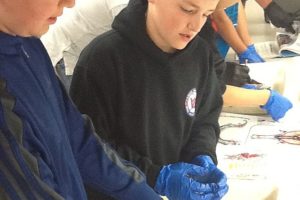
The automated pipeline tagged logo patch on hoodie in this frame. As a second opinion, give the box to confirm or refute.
[185,88,197,117]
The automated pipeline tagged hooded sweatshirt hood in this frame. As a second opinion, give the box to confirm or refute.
[112,0,199,65]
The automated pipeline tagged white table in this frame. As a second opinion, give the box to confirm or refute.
[164,57,300,200]
[248,56,300,103]
[218,104,300,200]
[219,56,300,199]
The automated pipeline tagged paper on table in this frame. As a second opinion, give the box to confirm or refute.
[217,112,300,178]
[251,21,300,59]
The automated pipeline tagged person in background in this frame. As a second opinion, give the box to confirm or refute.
[198,17,252,87]
[70,0,229,199]
[199,19,293,121]
[0,0,162,199]
[209,0,298,63]
[211,0,265,64]
[255,0,297,34]
[41,0,129,91]
[224,85,293,121]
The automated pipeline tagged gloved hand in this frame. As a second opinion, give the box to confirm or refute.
[154,162,228,200]
[261,90,293,121]
[238,44,265,64]
[264,2,295,34]
[191,155,229,200]
[224,61,251,86]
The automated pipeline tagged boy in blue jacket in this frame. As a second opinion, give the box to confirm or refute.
[0,0,161,199]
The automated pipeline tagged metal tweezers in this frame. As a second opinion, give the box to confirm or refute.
[219,120,248,145]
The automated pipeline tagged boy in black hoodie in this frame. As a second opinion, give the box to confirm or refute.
[71,0,228,199]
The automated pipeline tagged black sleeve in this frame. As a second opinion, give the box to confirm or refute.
[212,51,227,94]
[70,43,162,187]
[180,60,223,164]
[199,20,227,94]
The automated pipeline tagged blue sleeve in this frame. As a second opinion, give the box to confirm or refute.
[63,96,161,199]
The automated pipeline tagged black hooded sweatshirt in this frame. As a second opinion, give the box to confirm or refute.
[70,1,224,188]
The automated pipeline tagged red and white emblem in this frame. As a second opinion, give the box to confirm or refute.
[185,88,197,117]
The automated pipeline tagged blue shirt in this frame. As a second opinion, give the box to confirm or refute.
[0,32,160,200]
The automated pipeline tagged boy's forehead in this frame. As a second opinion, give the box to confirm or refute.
[180,0,220,8]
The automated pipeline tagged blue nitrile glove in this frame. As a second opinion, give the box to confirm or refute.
[154,162,228,200]
[191,155,229,199]
[261,90,293,121]
[238,44,265,64]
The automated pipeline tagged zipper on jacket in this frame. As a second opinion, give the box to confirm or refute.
[21,45,30,58]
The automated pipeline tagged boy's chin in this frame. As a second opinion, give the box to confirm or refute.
[20,26,49,38]
[35,26,50,38]
[175,44,188,51]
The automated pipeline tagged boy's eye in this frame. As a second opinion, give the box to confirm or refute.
[181,7,195,14]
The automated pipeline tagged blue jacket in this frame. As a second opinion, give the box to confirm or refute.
[0,32,161,200]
